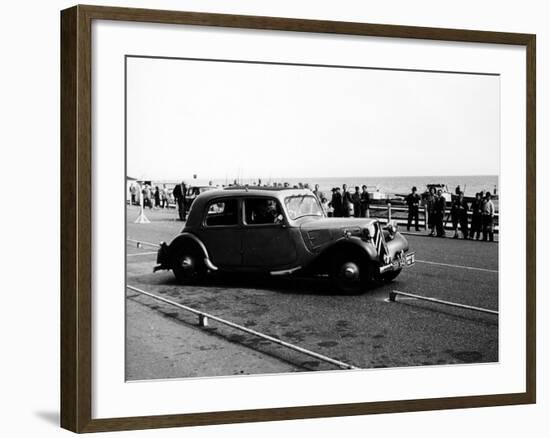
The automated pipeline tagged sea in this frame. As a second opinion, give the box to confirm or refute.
[201,175,499,198]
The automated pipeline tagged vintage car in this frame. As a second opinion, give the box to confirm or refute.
[154,187,415,293]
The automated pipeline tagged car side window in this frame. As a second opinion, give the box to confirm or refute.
[204,199,239,227]
[244,198,282,225]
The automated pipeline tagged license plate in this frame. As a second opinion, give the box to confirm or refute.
[405,252,415,266]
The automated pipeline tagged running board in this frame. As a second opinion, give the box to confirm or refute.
[270,266,302,276]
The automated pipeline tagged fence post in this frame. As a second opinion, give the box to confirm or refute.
[198,314,209,327]
[387,202,392,223]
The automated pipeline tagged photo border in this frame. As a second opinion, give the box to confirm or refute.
[60,4,536,432]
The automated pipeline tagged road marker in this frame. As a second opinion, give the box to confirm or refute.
[127,238,159,248]
[389,290,498,316]
[415,259,498,273]
[127,285,359,370]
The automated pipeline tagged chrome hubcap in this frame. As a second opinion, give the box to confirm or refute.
[181,256,194,271]
[340,262,360,282]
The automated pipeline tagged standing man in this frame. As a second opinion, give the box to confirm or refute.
[451,191,469,239]
[154,186,161,209]
[469,192,483,240]
[351,186,361,217]
[172,181,187,221]
[161,184,169,209]
[405,186,421,231]
[482,192,495,241]
[425,187,437,236]
[360,185,370,218]
[313,184,324,202]
[434,189,446,237]
[331,187,343,217]
[129,183,138,205]
[142,184,152,209]
[342,184,352,218]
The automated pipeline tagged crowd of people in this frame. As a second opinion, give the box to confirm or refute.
[129,183,172,209]
[129,180,497,242]
[405,186,496,242]
[312,184,372,218]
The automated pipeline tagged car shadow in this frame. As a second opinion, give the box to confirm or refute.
[164,272,376,297]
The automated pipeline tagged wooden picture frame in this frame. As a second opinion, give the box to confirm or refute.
[61,4,536,433]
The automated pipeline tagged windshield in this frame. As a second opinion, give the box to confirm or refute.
[284,195,324,220]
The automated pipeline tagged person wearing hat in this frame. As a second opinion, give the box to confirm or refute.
[405,186,421,231]
[451,191,469,239]
[172,181,187,221]
[469,192,483,240]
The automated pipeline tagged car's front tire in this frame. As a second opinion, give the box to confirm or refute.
[382,268,402,283]
[330,253,373,294]
[172,245,206,284]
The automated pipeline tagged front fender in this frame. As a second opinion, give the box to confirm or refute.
[306,236,379,274]
[385,232,409,259]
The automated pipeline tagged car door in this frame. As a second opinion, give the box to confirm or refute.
[241,197,297,269]
[196,197,243,267]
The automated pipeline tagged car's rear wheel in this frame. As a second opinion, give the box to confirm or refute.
[172,245,206,284]
[330,253,373,294]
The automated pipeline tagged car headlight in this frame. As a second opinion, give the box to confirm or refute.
[362,224,376,240]
[386,220,398,236]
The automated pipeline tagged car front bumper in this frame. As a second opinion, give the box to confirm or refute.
[379,251,415,274]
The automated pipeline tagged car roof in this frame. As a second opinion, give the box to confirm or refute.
[184,187,315,229]
[206,187,312,200]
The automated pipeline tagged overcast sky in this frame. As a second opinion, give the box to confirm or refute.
[126,57,499,181]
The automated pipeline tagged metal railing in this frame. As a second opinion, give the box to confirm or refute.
[127,285,359,370]
[367,204,499,233]
[389,290,498,316]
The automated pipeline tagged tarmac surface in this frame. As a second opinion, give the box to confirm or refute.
[125,205,499,380]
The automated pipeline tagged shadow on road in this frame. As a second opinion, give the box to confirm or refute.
[157,272,383,297]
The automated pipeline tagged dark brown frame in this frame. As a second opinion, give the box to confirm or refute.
[61,4,536,433]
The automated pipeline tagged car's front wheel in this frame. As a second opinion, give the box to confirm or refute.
[172,245,206,284]
[382,268,402,283]
[330,253,373,294]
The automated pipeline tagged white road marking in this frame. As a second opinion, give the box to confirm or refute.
[415,259,498,273]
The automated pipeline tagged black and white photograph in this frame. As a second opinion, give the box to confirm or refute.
[125,55,500,381]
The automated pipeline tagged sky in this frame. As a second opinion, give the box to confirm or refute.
[126,56,500,182]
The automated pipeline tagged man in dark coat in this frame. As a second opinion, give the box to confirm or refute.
[434,189,446,237]
[405,186,421,231]
[469,192,483,240]
[172,181,187,221]
[451,191,469,239]
[331,187,343,217]
[351,186,361,217]
[360,185,370,218]
[342,184,353,218]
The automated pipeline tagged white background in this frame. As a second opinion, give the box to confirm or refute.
[0,0,546,437]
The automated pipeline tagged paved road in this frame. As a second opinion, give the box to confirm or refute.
[126,205,498,380]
